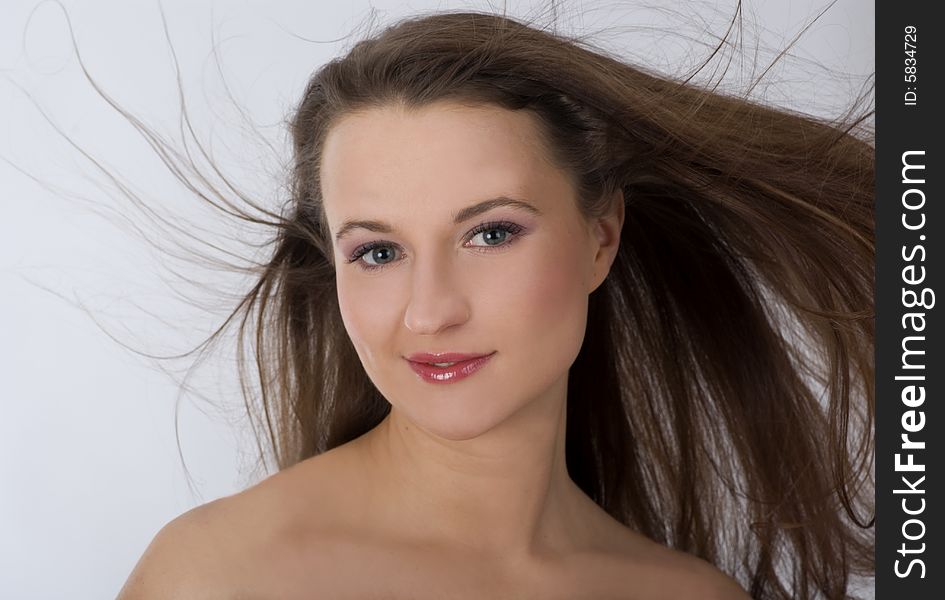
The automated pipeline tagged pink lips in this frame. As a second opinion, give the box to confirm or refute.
[405,351,496,384]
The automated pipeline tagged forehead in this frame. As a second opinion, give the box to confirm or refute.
[318,101,567,221]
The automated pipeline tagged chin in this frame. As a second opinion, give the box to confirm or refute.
[376,381,520,441]
[399,399,516,442]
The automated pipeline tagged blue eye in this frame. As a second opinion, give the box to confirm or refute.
[356,245,397,269]
[469,224,513,247]
[347,220,526,271]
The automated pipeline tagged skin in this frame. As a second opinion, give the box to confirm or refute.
[117,101,750,599]
[320,99,621,560]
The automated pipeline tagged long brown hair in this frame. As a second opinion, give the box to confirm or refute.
[64,6,874,599]
[249,10,875,598]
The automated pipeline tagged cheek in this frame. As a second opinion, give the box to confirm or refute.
[489,236,590,369]
[336,274,399,371]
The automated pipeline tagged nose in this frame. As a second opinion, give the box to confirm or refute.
[403,253,471,335]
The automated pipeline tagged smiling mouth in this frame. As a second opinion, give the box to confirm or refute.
[406,351,495,364]
[405,352,496,383]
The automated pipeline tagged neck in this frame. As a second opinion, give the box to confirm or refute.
[355,374,593,559]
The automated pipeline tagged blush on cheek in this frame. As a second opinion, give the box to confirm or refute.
[514,247,590,371]
[337,276,407,376]
[336,284,376,366]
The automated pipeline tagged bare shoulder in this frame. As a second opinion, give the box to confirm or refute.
[571,499,751,599]
[677,556,750,599]
[116,450,363,599]
[115,496,249,599]
[647,544,750,600]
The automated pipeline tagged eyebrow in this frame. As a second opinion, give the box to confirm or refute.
[333,196,542,243]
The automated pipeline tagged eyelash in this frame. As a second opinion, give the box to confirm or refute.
[346,220,526,272]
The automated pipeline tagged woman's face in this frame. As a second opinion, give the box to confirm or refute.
[320,101,619,441]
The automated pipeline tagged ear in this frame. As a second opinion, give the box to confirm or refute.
[588,188,625,293]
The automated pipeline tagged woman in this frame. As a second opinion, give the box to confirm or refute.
[116,9,873,600]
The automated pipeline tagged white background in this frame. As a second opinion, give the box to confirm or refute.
[0,1,872,598]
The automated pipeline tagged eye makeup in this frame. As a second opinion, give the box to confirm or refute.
[345,220,528,272]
